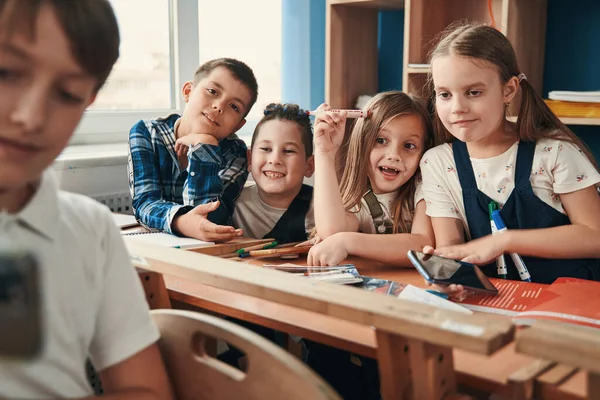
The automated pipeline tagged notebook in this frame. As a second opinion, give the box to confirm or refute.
[262,264,363,285]
[122,231,214,249]
[455,279,547,316]
[111,213,139,229]
[513,278,600,329]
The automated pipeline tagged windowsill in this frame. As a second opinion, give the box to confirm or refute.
[53,143,128,170]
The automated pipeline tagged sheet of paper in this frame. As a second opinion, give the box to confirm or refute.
[398,284,473,314]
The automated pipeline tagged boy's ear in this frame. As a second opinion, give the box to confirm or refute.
[85,93,97,108]
[232,118,247,133]
[181,81,194,103]
[503,76,519,104]
[304,155,315,178]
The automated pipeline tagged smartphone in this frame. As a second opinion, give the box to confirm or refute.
[0,250,42,359]
[407,250,498,295]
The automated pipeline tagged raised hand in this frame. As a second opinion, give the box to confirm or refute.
[313,103,347,155]
[172,200,242,242]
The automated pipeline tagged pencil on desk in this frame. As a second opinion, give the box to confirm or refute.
[236,241,278,254]
[248,246,312,257]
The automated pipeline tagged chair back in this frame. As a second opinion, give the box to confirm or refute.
[152,309,340,400]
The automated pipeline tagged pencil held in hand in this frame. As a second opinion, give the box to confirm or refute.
[306,109,370,119]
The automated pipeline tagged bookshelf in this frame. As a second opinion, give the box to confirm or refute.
[325,0,600,128]
[326,0,548,105]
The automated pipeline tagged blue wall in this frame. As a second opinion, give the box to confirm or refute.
[281,0,325,111]
[543,0,600,160]
[378,10,404,92]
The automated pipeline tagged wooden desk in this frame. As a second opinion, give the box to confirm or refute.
[162,255,574,399]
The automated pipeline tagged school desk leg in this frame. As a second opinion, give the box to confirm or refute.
[376,331,411,399]
[589,372,600,400]
[138,270,172,310]
[407,338,456,400]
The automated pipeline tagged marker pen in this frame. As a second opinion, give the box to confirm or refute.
[306,109,370,119]
[488,201,507,279]
[491,210,532,282]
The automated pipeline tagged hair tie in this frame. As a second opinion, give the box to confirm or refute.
[263,109,271,115]
[517,73,527,82]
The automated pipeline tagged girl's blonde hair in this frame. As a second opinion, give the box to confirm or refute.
[339,91,434,233]
[427,22,598,170]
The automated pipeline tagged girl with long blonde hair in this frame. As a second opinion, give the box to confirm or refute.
[307,91,435,266]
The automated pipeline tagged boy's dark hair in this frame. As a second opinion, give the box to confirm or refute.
[193,58,259,117]
[251,103,313,158]
[0,0,120,92]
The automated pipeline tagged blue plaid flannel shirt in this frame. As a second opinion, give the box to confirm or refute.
[128,114,249,233]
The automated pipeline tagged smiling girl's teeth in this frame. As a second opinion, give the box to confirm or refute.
[379,166,399,175]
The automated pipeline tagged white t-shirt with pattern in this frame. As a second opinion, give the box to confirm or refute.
[420,138,600,238]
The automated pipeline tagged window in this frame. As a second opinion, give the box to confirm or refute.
[198,0,282,125]
[73,0,282,145]
[90,0,173,110]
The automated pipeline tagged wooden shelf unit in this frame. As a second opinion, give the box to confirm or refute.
[326,0,548,106]
[403,0,548,96]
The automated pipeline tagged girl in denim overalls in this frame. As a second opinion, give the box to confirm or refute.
[421,23,600,284]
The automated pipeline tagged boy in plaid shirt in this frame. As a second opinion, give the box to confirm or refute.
[128,58,258,241]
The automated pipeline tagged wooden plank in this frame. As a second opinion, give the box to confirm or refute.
[126,242,515,355]
[535,365,584,400]
[589,372,600,400]
[138,271,172,309]
[507,359,555,399]
[504,0,548,94]
[407,338,456,399]
[516,321,600,374]
[376,331,411,399]
[166,276,376,358]
[165,273,582,398]
[187,238,274,256]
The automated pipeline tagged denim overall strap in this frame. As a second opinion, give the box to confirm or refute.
[264,184,313,244]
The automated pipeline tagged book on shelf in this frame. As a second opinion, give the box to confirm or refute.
[548,90,600,103]
[455,277,600,329]
[544,99,600,118]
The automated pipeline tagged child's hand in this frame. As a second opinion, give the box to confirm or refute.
[313,103,347,155]
[175,133,219,156]
[433,233,509,266]
[422,245,466,301]
[172,200,243,242]
[306,232,349,266]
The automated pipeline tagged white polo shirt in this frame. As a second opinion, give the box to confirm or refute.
[0,170,159,399]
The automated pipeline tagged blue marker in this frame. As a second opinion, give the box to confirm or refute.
[489,201,507,279]
[425,290,449,300]
[491,210,531,282]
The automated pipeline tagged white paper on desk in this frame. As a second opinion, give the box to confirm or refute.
[111,213,139,229]
[123,232,214,249]
[398,285,473,314]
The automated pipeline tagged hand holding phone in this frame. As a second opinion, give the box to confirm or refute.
[0,250,42,359]
[407,250,498,295]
